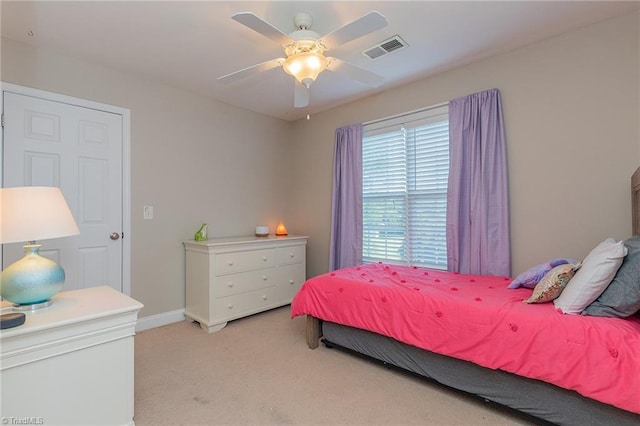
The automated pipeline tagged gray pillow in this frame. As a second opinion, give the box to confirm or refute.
[582,235,640,318]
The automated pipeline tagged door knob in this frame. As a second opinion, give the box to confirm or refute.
[110,232,120,240]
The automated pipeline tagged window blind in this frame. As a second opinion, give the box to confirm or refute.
[362,106,449,268]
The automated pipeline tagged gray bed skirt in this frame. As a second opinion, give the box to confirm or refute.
[321,321,640,426]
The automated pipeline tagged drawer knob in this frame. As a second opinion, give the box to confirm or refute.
[289,253,294,258]
[227,304,233,309]
[227,261,234,266]
[262,275,268,281]
[262,295,268,300]
[227,282,233,288]
[262,256,268,261]
[289,279,294,285]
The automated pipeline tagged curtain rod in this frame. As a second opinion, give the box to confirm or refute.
[363,101,448,126]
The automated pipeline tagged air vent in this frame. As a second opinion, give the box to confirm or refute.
[363,35,408,60]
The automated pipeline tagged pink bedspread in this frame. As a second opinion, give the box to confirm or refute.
[291,263,640,414]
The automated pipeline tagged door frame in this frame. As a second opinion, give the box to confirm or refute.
[0,82,132,296]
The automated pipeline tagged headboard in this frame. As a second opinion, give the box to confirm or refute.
[632,166,640,235]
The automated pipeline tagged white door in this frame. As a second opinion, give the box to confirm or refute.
[2,90,125,293]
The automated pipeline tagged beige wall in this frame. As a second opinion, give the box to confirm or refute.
[1,37,293,318]
[1,11,639,319]
[290,11,640,279]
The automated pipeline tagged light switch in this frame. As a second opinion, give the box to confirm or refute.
[143,205,154,220]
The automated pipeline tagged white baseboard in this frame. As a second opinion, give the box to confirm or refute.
[136,308,186,332]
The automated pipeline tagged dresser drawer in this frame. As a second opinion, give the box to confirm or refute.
[215,249,275,275]
[214,286,278,320]
[275,245,305,265]
[275,264,306,301]
[215,269,275,298]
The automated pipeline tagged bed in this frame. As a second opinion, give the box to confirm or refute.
[291,169,640,426]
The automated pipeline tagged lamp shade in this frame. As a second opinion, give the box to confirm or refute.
[0,186,80,244]
[283,52,328,87]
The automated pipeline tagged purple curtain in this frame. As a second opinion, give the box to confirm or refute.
[329,124,363,271]
[446,89,510,276]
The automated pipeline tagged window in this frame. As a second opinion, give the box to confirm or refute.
[362,106,449,269]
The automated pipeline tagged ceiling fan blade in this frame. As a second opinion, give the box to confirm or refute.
[294,81,310,108]
[232,12,293,46]
[326,58,384,87]
[320,11,387,50]
[218,58,285,84]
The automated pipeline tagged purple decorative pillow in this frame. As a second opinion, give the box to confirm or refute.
[508,258,576,289]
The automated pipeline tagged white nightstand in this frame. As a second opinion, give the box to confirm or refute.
[0,286,143,426]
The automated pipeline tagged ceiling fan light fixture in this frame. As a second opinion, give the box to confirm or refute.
[282,51,328,87]
[223,11,388,109]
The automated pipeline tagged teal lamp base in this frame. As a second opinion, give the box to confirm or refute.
[13,299,54,311]
[0,243,65,310]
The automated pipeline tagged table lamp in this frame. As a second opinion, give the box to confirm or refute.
[275,221,288,236]
[0,187,80,310]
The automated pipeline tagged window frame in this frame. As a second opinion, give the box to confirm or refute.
[362,105,449,269]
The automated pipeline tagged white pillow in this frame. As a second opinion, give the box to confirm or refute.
[553,238,627,314]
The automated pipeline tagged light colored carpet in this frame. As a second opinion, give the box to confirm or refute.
[134,306,537,425]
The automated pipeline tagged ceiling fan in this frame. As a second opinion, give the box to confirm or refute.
[218,11,388,108]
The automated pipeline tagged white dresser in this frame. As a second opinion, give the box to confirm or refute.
[184,235,308,333]
[0,286,143,426]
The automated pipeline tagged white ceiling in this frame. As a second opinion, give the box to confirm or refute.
[2,1,638,121]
